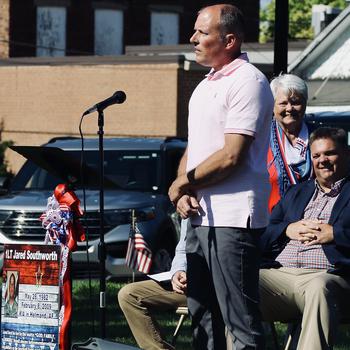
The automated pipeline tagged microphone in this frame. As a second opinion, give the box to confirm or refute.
[83,91,126,116]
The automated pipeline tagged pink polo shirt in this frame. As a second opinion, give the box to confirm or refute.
[187,53,274,228]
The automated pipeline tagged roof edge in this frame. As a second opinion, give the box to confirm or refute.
[288,5,350,73]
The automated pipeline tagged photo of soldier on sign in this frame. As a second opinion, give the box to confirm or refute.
[3,271,19,318]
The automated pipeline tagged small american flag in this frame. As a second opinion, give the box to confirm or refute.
[125,211,153,273]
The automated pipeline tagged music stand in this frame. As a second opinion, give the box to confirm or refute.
[10,145,117,188]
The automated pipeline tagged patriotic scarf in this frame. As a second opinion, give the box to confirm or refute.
[269,119,312,197]
[40,184,85,350]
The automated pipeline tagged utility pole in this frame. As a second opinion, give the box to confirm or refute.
[273,0,289,75]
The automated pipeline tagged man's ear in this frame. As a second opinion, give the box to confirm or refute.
[224,33,238,49]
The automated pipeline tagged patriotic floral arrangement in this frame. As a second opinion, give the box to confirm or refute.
[40,183,85,350]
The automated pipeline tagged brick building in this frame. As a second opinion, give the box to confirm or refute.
[0,0,262,172]
[0,0,9,57]
[0,54,201,172]
[0,0,260,58]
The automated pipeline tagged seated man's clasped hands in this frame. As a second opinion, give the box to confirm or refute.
[285,218,334,246]
[260,127,350,350]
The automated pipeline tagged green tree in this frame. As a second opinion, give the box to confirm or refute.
[0,140,14,178]
[260,0,347,43]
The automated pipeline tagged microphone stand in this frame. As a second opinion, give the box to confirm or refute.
[97,109,106,339]
[72,101,142,349]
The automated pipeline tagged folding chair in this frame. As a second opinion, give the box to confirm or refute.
[171,306,284,350]
[172,306,189,346]
[172,307,282,350]
[269,321,300,350]
[271,317,350,350]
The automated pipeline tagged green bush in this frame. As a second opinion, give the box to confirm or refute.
[0,140,14,178]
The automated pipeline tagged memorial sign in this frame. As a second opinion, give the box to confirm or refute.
[1,244,61,350]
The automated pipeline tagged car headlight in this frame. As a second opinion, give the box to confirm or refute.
[104,206,155,226]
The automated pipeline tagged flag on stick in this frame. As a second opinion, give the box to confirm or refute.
[125,210,153,273]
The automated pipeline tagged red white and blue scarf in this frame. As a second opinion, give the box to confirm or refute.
[269,119,312,196]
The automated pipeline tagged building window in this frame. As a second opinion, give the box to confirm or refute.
[36,6,66,57]
[94,9,123,55]
[151,12,179,45]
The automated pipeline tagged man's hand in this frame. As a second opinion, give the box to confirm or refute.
[176,194,199,219]
[171,271,187,294]
[304,223,334,245]
[168,174,189,204]
[286,220,322,243]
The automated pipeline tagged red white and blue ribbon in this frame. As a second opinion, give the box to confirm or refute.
[40,184,85,350]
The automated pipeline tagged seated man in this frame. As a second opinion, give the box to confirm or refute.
[260,127,350,349]
[118,219,187,350]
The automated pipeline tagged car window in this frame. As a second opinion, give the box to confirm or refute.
[305,115,350,145]
[101,151,161,191]
[164,149,185,189]
[11,150,161,192]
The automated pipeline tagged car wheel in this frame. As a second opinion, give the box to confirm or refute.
[151,247,173,273]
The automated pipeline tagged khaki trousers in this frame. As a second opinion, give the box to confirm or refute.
[118,279,187,350]
[259,268,350,350]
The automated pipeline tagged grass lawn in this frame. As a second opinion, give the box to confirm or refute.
[71,279,350,350]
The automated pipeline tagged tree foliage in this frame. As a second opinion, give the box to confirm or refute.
[0,140,14,178]
[260,0,347,42]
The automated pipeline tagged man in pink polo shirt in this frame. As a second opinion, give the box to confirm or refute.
[169,4,273,350]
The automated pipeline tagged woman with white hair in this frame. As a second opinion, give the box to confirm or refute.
[268,74,313,212]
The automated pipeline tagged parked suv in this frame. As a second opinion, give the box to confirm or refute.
[305,108,350,134]
[0,137,186,277]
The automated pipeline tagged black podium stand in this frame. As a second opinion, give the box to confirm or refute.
[9,145,116,188]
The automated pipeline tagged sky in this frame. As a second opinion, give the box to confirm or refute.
[260,0,271,9]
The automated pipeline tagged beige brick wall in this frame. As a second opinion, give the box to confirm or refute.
[0,0,9,58]
[0,62,180,173]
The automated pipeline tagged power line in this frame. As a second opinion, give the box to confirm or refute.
[0,38,93,55]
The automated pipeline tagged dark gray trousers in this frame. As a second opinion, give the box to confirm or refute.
[186,225,265,350]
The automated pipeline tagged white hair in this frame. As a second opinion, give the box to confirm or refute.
[270,74,308,101]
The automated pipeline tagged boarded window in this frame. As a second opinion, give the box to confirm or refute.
[151,12,179,45]
[95,9,123,55]
[36,7,66,57]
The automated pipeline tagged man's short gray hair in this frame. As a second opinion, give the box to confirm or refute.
[219,4,245,42]
[198,4,245,42]
[270,74,308,102]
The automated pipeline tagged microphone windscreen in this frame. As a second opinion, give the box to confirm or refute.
[113,91,126,104]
